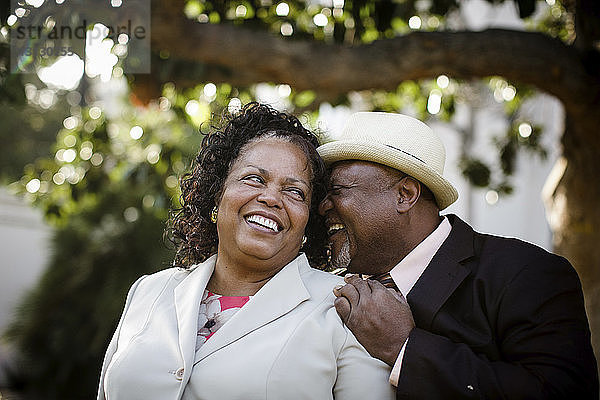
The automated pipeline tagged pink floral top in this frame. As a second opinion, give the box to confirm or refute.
[196,290,251,350]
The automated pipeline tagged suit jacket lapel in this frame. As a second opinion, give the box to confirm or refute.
[174,255,216,389]
[407,215,475,330]
[194,254,311,364]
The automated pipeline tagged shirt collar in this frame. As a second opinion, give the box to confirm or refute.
[389,216,452,295]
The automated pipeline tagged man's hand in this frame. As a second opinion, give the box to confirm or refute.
[333,274,415,366]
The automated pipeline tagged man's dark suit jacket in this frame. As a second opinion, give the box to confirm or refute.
[397,214,598,399]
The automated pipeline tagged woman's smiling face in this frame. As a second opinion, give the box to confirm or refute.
[215,137,312,271]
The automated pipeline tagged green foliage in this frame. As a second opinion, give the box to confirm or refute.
[12,83,199,224]
[530,1,574,43]
[461,158,492,187]
[0,93,64,183]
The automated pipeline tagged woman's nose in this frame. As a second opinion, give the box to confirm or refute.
[257,187,283,208]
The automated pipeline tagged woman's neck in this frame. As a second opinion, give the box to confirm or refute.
[207,253,287,296]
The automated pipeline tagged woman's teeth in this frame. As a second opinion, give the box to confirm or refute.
[246,215,280,231]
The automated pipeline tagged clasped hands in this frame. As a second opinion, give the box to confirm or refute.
[333,274,415,366]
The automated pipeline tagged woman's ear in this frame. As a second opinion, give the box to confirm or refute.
[396,177,421,213]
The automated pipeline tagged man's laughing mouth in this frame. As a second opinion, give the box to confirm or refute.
[327,223,345,237]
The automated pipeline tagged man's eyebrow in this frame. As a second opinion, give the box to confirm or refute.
[330,175,359,185]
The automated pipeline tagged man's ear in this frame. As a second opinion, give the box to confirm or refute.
[396,177,421,213]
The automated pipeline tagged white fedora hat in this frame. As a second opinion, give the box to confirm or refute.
[317,112,458,210]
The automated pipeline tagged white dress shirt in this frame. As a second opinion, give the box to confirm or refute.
[387,216,452,386]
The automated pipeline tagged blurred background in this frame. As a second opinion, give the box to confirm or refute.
[1,0,599,398]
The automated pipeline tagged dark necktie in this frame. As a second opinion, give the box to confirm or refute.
[369,271,399,291]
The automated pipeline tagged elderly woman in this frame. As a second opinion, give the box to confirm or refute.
[97,103,394,400]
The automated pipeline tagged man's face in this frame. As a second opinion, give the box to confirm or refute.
[318,160,401,275]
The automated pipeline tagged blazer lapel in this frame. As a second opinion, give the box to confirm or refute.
[407,215,475,330]
[194,254,311,364]
[174,255,216,388]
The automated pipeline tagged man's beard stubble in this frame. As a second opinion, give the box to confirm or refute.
[332,233,351,270]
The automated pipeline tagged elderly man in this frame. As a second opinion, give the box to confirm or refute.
[317,112,598,399]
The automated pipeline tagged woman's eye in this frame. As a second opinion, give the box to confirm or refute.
[287,188,306,201]
[242,175,264,184]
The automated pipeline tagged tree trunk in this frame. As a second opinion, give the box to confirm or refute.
[545,109,600,376]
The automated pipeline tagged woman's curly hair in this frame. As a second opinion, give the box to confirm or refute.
[167,102,329,269]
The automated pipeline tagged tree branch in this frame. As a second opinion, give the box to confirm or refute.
[150,0,599,115]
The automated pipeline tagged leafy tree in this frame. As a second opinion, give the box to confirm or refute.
[1,0,599,397]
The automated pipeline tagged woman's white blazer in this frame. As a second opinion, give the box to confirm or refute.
[97,253,395,400]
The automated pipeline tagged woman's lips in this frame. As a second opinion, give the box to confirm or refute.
[245,214,281,233]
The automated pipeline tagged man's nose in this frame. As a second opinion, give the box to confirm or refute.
[318,194,332,216]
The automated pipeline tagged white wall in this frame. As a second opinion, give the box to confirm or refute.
[0,188,51,331]
[0,188,51,384]
[438,94,563,250]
